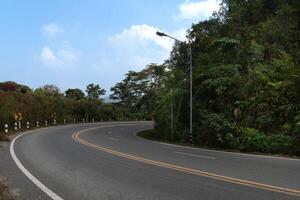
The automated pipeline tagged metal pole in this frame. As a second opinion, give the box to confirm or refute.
[156,31,193,143]
[171,88,174,141]
[189,42,193,143]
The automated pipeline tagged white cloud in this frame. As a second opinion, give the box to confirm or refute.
[109,24,186,52]
[104,24,188,73]
[85,24,189,89]
[40,46,78,69]
[42,23,63,36]
[177,0,221,20]
[41,47,56,61]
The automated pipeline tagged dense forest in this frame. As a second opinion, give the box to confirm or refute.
[110,0,300,155]
[1,0,299,155]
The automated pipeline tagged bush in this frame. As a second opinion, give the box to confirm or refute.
[239,128,294,154]
[224,132,240,149]
[200,113,237,148]
[267,134,293,154]
[240,128,268,152]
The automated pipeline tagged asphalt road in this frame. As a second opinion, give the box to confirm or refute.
[1,121,300,200]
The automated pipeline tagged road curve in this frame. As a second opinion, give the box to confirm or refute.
[1,121,300,200]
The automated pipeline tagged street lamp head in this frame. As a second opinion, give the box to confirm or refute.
[156,31,183,43]
[156,31,167,37]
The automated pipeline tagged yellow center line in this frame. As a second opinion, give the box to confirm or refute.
[72,126,300,197]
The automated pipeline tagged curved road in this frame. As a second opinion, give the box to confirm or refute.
[1,121,300,200]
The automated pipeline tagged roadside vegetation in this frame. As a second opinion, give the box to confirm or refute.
[0,82,122,136]
[0,0,299,156]
[109,0,300,156]
[0,180,15,200]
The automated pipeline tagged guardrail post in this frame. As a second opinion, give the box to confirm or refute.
[18,121,21,129]
[54,119,56,125]
[14,122,18,131]
[73,119,76,123]
[63,119,66,124]
[82,119,85,123]
[4,124,8,134]
[36,121,39,128]
[45,120,48,127]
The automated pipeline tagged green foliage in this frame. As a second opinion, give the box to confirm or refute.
[239,128,268,152]
[200,113,236,148]
[239,128,294,154]
[65,88,85,100]
[122,0,299,156]
[1,0,299,156]
[0,83,117,131]
[86,83,106,100]
[110,64,166,120]
[107,0,300,156]
[267,134,294,154]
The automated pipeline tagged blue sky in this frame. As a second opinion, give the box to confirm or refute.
[0,0,220,94]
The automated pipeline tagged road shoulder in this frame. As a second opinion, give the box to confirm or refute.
[136,129,300,161]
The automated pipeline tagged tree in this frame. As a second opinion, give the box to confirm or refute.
[110,64,167,119]
[65,88,85,100]
[137,0,300,154]
[35,84,61,97]
[0,82,17,91]
[86,84,106,100]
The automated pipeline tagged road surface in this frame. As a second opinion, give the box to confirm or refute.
[0,121,300,200]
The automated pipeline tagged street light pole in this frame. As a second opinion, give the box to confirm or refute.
[156,31,193,143]
[188,42,193,143]
[171,88,174,141]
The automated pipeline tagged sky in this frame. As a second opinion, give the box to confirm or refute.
[0,0,220,94]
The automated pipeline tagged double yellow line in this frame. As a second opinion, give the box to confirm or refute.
[72,126,300,197]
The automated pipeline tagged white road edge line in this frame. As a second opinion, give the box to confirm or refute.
[174,151,216,160]
[10,131,64,200]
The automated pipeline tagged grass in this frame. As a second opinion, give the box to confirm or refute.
[0,179,16,200]
[137,129,159,140]
[137,129,197,147]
